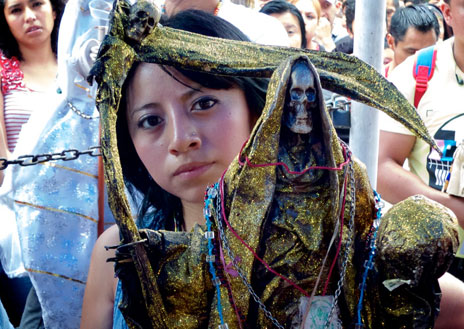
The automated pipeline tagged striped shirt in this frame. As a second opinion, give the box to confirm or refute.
[1,53,51,153]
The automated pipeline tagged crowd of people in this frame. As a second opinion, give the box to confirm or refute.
[0,0,463,328]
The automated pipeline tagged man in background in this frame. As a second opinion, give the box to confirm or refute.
[378,0,464,325]
[385,4,440,76]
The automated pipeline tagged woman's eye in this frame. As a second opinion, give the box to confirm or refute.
[32,1,43,7]
[193,97,217,111]
[10,7,22,14]
[138,115,162,129]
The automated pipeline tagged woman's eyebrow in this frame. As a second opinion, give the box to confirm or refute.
[179,88,202,102]
[129,103,160,120]
[7,2,21,9]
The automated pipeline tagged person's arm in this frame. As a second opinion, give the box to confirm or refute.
[80,225,120,329]
[378,130,464,229]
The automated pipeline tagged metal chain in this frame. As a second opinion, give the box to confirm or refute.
[0,146,102,170]
[213,185,285,329]
[67,101,100,120]
[324,155,356,329]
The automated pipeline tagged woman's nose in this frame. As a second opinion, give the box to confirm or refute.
[25,6,37,23]
[168,113,201,155]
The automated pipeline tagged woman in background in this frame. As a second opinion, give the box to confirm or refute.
[0,0,64,166]
[260,0,307,48]
[291,0,326,50]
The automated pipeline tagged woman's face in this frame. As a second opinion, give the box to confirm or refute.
[295,0,318,43]
[126,63,252,206]
[3,0,55,49]
[270,11,303,48]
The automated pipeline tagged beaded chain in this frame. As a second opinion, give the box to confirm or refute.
[354,191,383,329]
[204,184,229,329]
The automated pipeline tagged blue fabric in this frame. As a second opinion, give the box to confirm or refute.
[415,45,435,77]
[0,299,14,329]
[113,281,129,329]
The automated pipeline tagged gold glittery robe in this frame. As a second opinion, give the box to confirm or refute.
[90,1,459,328]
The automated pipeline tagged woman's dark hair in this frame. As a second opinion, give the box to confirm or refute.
[0,0,66,59]
[260,0,307,48]
[117,10,269,230]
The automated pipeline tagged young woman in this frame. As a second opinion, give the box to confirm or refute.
[0,0,64,326]
[0,0,65,156]
[260,0,307,48]
[80,10,268,329]
[290,0,326,50]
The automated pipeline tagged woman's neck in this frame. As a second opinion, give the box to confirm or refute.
[19,43,56,67]
[19,44,57,92]
[181,200,206,232]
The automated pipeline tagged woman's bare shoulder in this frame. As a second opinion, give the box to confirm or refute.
[96,224,121,248]
[80,225,121,329]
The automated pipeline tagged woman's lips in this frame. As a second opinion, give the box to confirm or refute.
[26,26,42,34]
[173,162,213,179]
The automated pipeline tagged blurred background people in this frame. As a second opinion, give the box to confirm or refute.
[386,0,400,31]
[164,0,290,46]
[260,0,308,48]
[334,0,355,53]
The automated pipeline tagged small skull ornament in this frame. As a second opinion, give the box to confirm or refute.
[284,61,317,134]
[126,0,160,43]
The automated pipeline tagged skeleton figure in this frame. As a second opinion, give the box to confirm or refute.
[126,0,160,44]
[285,61,317,135]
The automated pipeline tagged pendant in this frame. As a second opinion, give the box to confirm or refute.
[294,295,342,329]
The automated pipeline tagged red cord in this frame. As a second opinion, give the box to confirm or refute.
[237,141,350,174]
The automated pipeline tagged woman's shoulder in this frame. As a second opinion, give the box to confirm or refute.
[95,224,121,250]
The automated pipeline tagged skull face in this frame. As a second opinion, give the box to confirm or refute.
[284,61,316,134]
[127,1,159,43]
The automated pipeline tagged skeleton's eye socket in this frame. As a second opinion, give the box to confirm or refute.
[291,89,304,100]
[306,89,316,102]
[147,17,155,27]
[137,11,147,18]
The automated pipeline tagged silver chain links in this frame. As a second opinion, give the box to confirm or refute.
[214,185,285,329]
[324,151,356,329]
[67,101,100,120]
[0,146,102,170]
